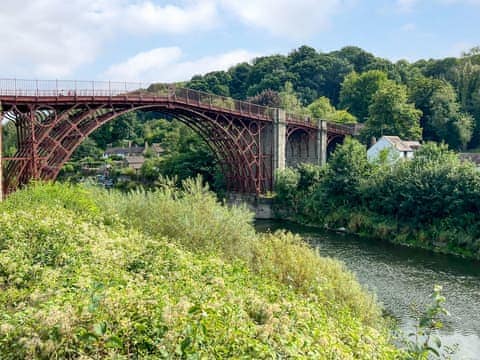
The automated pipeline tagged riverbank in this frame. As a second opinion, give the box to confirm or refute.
[274,140,480,261]
[0,182,401,359]
[274,206,480,260]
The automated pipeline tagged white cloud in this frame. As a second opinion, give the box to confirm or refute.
[0,0,219,78]
[104,47,259,82]
[220,0,346,38]
[122,0,217,34]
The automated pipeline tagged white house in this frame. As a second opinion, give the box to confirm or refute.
[367,136,421,163]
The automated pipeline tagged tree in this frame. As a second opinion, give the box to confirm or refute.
[446,112,474,150]
[307,97,335,118]
[1,121,17,156]
[307,97,357,123]
[188,71,231,96]
[246,55,294,96]
[362,81,423,141]
[339,70,389,122]
[452,59,480,147]
[410,76,473,149]
[71,138,103,161]
[229,63,252,100]
[315,54,354,105]
[328,110,357,124]
[279,82,306,114]
[247,89,281,107]
[321,137,371,205]
[331,46,377,73]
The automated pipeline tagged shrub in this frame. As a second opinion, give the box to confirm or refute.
[0,182,400,358]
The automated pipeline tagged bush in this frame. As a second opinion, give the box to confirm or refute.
[273,141,480,259]
[0,182,400,358]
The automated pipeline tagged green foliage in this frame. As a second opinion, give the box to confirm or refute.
[0,182,400,359]
[403,286,457,359]
[322,138,371,205]
[339,70,389,122]
[273,167,301,213]
[274,141,480,260]
[1,121,17,156]
[308,97,357,123]
[362,81,423,141]
[141,121,221,189]
[307,96,336,118]
[247,89,281,107]
[279,81,307,115]
[328,109,357,124]
[409,76,473,149]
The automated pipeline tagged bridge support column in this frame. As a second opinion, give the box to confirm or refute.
[272,109,286,184]
[317,119,327,166]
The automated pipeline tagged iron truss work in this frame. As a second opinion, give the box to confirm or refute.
[0,79,357,196]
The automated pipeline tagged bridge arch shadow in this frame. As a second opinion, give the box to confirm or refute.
[286,128,317,168]
[327,134,345,159]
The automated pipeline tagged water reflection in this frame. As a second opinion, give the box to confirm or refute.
[255,220,480,360]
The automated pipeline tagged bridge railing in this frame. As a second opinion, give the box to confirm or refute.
[327,122,359,135]
[172,86,274,120]
[0,79,150,97]
[0,79,276,120]
[286,112,316,126]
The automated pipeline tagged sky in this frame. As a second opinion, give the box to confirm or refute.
[1,0,479,83]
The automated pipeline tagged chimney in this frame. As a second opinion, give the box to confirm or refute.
[370,136,377,146]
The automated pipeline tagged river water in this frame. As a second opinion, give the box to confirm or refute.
[255,220,480,360]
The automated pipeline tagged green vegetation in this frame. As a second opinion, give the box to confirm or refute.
[0,182,402,358]
[274,139,480,260]
[402,286,457,359]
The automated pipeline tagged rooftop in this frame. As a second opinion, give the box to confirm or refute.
[382,136,421,152]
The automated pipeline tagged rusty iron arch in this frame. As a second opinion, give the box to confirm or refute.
[3,104,268,194]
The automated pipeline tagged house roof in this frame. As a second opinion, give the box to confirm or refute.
[104,146,145,156]
[125,156,145,170]
[382,136,421,152]
[459,153,480,165]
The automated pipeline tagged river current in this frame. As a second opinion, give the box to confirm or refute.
[255,220,480,360]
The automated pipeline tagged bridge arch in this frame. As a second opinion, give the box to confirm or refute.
[286,127,315,168]
[2,104,269,194]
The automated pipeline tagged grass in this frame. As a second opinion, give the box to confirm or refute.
[0,181,403,359]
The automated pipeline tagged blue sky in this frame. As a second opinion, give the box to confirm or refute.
[1,0,479,82]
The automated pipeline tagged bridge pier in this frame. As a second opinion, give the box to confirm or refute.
[272,109,286,184]
[317,119,328,166]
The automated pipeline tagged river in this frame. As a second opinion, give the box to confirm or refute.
[255,220,480,360]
